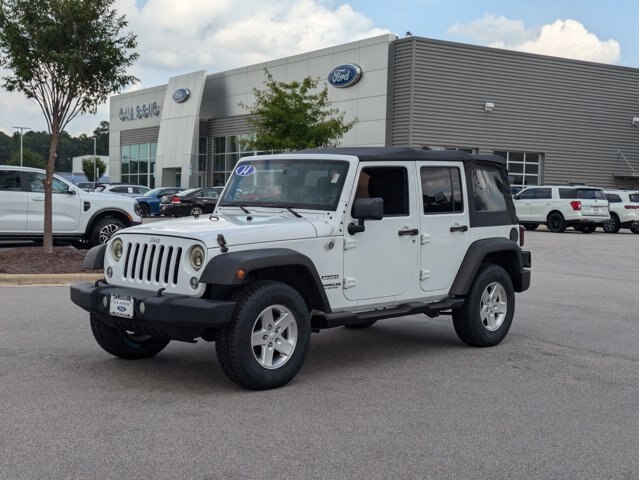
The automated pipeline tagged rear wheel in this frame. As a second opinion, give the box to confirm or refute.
[602,214,620,233]
[90,314,170,359]
[215,280,311,390]
[546,212,566,233]
[189,206,203,216]
[452,264,515,347]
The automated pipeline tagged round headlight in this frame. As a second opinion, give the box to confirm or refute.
[111,238,124,261]
[190,245,205,271]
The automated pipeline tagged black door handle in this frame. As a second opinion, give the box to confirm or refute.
[398,228,419,236]
[450,225,469,232]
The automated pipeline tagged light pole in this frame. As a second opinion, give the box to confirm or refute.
[93,136,97,186]
[12,126,31,167]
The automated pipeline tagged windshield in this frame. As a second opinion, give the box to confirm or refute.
[220,158,349,211]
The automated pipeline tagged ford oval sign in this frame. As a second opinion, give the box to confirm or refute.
[172,88,191,103]
[327,64,362,88]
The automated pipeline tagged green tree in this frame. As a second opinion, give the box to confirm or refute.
[240,69,357,151]
[8,148,46,169]
[82,157,106,182]
[0,0,138,252]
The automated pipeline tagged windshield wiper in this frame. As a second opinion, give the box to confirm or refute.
[270,204,303,218]
[220,202,250,214]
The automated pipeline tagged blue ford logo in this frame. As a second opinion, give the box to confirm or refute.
[172,88,191,103]
[117,306,127,312]
[327,64,362,88]
[235,165,256,176]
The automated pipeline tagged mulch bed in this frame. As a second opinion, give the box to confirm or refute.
[0,245,95,274]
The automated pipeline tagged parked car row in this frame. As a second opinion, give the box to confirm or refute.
[513,185,639,234]
[79,183,226,218]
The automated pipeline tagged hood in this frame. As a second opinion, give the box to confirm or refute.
[120,213,329,248]
[81,190,137,207]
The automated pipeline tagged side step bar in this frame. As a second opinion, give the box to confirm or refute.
[311,298,465,329]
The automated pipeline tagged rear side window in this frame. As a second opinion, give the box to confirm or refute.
[606,194,622,203]
[420,166,463,214]
[472,168,507,212]
[0,171,22,191]
[576,189,605,200]
[629,194,639,203]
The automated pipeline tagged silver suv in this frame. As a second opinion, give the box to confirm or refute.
[602,190,639,234]
[513,185,609,233]
[0,166,142,247]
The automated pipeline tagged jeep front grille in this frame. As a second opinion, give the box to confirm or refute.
[122,242,183,286]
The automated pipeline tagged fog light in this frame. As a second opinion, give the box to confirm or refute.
[137,301,145,316]
[190,277,199,289]
[101,295,109,308]
[106,267,113,278]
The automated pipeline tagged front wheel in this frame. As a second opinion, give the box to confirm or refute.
[215,281,311,390]
[602,214,620,233]
[138,203,150,217]
[89,217,126,246]
[632,227,639,234]
[452,264,515,347]
[90,314,170,359]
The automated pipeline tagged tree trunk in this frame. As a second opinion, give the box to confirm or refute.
[43,119,60,254]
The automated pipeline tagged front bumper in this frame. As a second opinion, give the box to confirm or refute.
[70,281,236,340]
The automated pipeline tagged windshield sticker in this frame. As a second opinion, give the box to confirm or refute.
[235,165,256,176]
[331,173,340,183]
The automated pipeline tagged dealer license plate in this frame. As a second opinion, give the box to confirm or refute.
[109,294,134,319]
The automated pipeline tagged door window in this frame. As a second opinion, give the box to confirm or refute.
[0,171,22,191]
[420,166,463,214]
[355,167,409,216]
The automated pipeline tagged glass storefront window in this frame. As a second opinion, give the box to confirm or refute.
[120,142,157,188]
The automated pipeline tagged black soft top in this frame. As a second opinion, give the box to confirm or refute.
[301,147,506,165]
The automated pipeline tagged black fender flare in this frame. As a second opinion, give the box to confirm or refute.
[82,244,106,270]
[449,238,528,296]
[200,248,331,312]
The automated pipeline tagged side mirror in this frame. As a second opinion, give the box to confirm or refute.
[513,194,520,200]
[348,197,384,234]
[67,187,77,195]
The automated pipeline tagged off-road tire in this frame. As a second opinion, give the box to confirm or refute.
[452,264,515,347]
[602,214,620,233]
[546,212,566,233]
[89,217,126,247]
[215,280,311,390]
[90,314,170,359]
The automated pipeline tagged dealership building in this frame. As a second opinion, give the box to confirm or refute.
[109,34,639,190]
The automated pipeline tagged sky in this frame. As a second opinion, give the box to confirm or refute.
[1,0,638,138]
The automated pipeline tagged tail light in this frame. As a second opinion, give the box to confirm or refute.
[624,205,639,209]
[170,196,181,204]
[570,200,582,210]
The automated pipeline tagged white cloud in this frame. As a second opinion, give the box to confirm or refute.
[1,0,388,136]
[448,15,620,64]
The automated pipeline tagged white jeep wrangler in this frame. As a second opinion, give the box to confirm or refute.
[71,147,531,390]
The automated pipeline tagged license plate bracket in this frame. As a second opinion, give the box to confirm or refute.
[109,294,134,319]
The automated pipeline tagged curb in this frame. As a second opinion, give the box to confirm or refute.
[0,273,103,286]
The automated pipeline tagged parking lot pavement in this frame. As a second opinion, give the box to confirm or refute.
[1,228,638,479]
